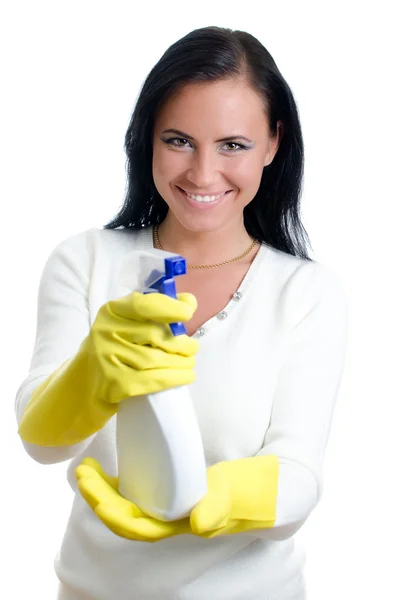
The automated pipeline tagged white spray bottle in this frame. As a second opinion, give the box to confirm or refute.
[115,248,207,522]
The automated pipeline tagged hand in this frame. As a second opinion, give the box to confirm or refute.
[19,291,199,446]
[89,290,200,402]
[76,455,279,542]
[189,455,279,538]
[75,457,192,542]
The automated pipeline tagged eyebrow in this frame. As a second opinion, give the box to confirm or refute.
[161,128,253,144]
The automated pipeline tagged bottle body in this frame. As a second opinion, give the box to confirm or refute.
[116,385,207,521]
[114,249,207,521]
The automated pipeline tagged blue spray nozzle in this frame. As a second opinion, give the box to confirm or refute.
[144,255,187,336]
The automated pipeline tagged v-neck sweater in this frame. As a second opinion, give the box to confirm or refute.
[15,226,348,600]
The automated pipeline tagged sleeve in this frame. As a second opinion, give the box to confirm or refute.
[252,262,349,541]
[15,231,97,464]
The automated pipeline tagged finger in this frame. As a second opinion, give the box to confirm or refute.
[76,466,134,513]
[190,472,231,534]
[112,340,196,371]
[190,505,229,535]
[109,292,197,323]
[129,516,190,541]
[95,505,189,542]
[176,292,198,313]
[75,463,98,482]
[76,470,104,511]
[197,523,232,539]
[80,457,119,490]
[80,457,102,471]
[117,321,199,357]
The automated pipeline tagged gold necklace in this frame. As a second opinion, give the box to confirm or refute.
[153,225,258,270]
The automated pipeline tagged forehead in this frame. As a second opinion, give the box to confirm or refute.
[154,79,267,133]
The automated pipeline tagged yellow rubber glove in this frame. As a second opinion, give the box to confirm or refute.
[76,458,192,542]
[19,292,199,446]
[189,455,279,538]
[75,456,278,542]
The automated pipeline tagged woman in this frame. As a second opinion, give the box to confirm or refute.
[16,25,348,600]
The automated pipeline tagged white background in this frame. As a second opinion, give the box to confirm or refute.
[1,1,402,598]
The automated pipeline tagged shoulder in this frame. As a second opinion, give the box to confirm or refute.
[287,260,348,330]
[260,244,348,326]
[51,226,147,254]
[45,226,151,264]
[38,227,152,286]
[263,244,347,298]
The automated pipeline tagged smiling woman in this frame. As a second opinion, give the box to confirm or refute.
[150,77,279,251]
[15,24,348,600]
[105,26,308,262]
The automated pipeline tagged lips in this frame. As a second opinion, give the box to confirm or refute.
[176,186,233,208]
[178,187,232,197]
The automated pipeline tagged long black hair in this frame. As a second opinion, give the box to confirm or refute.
[104,26,313,261]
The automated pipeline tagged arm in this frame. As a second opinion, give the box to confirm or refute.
[16,231,198,464]
[190,262,349,540]
[252,263,349,540]
[15,232,95,464]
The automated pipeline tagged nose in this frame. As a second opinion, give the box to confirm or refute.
[186,147,223,189]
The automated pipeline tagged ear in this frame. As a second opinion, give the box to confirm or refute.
[264,121,282,167]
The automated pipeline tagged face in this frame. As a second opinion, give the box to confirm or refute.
[152,78,281,234]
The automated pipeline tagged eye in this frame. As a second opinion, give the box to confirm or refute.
[163,137,250,152]
[224,141,248,151]
[166,137,189,148]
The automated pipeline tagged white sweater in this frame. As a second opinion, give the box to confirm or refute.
[15,226,348,600]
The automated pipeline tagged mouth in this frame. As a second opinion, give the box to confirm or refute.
[176,186,233,207]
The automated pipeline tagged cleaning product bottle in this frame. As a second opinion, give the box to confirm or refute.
[114,248,207,522]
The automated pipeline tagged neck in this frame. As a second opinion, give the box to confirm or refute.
[155,214,256,267]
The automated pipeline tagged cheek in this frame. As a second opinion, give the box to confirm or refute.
[152,147,174,183]
[152,152,181,206]
[231,161,262,193]
[153,149,182,178]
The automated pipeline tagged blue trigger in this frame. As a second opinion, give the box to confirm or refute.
[144,256,187,336]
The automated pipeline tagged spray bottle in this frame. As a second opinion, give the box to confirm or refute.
[114,248,207,522]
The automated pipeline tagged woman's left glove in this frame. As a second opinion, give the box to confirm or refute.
[189,455,279,538]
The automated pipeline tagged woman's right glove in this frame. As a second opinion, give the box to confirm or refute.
[18,291,199,447]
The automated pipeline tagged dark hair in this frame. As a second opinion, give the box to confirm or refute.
[104,26,313,261]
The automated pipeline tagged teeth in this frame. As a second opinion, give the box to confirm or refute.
[184,190,227,203]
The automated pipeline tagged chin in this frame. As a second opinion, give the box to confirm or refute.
[175,215,231,234]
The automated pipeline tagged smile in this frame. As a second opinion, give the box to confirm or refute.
[177,187,232,205]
